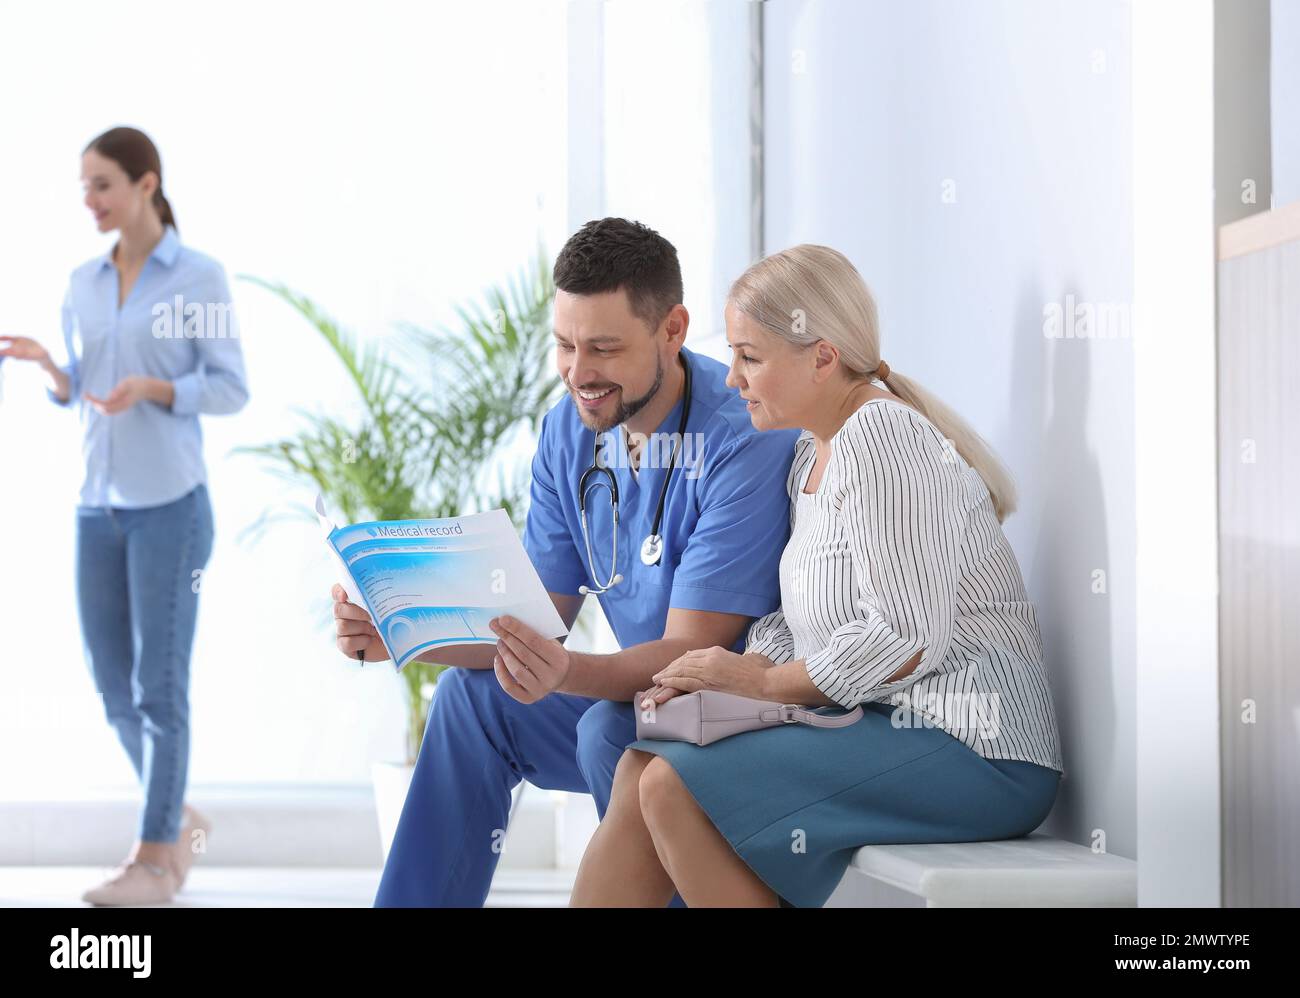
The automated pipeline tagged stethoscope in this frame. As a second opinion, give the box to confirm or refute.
[577,352,693,596]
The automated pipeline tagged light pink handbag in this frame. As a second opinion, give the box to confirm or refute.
[634,688,864,746]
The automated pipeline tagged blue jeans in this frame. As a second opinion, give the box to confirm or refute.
[75,483,214,843]
[374,666,688,907]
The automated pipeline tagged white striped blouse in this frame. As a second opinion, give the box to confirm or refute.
[745,398,1065,775]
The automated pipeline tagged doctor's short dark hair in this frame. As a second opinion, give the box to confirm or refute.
[553,217,684,330]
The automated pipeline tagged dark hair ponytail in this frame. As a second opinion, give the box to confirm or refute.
[84,126,178,234]
[153,189,177,231]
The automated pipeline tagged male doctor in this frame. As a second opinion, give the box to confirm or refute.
[332,217,798,907]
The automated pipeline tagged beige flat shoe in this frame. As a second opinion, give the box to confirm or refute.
[81,860,178,906]
[174,806,213,891]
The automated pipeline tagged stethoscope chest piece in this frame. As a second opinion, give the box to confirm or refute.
[640,533,664,566]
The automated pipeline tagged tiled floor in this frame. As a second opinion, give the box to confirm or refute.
[0,867,576,908]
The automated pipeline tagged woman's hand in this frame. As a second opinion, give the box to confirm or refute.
[637,681,679,708]
[84,375,173,414]
[642,647,776,709]
[0,335,51,364]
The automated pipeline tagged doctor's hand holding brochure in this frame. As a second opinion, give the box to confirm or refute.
[317,495,567,671]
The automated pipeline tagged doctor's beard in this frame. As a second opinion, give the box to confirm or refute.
[570,353,664,433]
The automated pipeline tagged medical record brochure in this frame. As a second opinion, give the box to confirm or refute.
[316,495,569,671]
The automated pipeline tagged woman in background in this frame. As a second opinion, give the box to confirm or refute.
[0,126,249,905]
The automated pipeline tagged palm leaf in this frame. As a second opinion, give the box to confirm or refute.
[236,250,564,764]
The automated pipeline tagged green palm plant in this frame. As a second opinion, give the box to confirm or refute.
[236,251,563,764]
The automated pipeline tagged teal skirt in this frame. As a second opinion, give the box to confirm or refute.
[627,701,1061,908]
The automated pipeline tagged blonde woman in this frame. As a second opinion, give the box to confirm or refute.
[570,245,1064,908]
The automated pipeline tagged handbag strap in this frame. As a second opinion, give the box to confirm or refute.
[758,703,865,728]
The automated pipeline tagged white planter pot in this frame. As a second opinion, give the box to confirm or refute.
[370,682,541,867]
[371,761,415,863]
[371,764,538,862]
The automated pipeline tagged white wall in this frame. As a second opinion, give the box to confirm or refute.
[763,0,1137,858]
[1134,0,1219,907]
[0,0,569,794]
[1273,0,1300,206]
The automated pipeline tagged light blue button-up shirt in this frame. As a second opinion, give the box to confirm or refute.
[48,225,249,508]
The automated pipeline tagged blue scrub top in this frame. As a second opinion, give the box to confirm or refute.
[523,345,800,652]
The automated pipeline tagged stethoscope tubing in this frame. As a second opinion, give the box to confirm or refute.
[577,352,693,594]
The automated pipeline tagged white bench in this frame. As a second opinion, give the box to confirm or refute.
[836,833,1137,907]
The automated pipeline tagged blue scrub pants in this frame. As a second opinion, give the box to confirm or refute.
[373,665,687,907]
